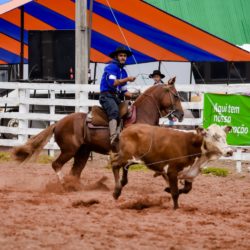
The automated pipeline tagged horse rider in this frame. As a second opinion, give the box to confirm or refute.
[149,69,176,85]
[99,46,137,147]
[149,69,165,85]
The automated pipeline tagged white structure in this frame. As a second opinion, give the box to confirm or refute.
[90,61,195,86]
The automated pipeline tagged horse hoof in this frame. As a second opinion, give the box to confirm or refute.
[59,180,65,187]
[113,190,121,200]
[120,180,127,187]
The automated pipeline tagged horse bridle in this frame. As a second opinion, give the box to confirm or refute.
[164,86,182,119]
[141,86,181,119]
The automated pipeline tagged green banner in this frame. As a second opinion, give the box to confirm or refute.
[203,93,250,145]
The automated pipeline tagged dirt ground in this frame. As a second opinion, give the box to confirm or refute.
[0,153,250,250]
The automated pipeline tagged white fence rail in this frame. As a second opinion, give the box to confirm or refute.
[0,82,249,171]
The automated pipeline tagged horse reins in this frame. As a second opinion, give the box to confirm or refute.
[139,86,182,119]
[164,87,182,119]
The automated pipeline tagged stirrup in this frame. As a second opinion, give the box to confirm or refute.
[110,134,119,147]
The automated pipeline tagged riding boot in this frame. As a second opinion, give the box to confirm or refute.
[109,119,118,147]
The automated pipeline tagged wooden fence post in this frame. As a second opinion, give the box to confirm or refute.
[49,89,55,157]
[235,148,242,173]
[79,89,88,112]
[200,93,204,125]
[18,88,29,144]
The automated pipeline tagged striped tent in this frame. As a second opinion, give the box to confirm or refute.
[1,0,250,65]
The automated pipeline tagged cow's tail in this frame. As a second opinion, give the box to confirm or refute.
[126,156,144,166]
[12,124,56,164]
[110,153,144,169]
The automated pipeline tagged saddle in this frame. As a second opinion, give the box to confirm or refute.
[86,101,136,128]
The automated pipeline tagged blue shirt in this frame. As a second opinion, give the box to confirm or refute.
[100,60,128,95]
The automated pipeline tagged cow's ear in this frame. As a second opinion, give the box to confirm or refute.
[224,126,232,134]
[195,126,207,136]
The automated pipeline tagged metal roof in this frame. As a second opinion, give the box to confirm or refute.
[145,0,250,45]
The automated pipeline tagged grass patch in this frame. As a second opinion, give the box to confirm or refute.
[37,155,54,164]
[0,152,11,161]
[129,164,148,171]
[105,163,148,171]
[202,167,229,177]
[0,151,54,163]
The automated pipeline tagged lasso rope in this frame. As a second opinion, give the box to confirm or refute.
[123,128,205,170]
[105,0,148,85]
[161,61,173,79]
[104,1,230,128]
[124,151,204,170]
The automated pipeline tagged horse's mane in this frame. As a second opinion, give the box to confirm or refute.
[134,84,166,106]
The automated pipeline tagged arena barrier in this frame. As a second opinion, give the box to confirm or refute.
[0,82,249,172]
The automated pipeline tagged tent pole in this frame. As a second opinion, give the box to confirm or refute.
[20,5,24,80]
[227,62,231,85]
[75,0,89,112]
[88,0,94,67]
[158,61,161,70]
[189,62,193,101]
[93,62,97,85]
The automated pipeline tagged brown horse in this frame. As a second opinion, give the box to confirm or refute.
[12,82,184,183]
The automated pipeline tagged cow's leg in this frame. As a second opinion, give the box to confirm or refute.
[167,170,179,209]
[179,180,192,194]
[112,161,122,200]
[166,180,192,195]
[120,167,128,187]
[178,156,207,181]
[162,173,171,193]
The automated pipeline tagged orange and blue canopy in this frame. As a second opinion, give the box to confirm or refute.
[0,0,32,15]
[1,0,250,65]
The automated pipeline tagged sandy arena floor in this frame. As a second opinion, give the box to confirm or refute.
[0,154,249,250]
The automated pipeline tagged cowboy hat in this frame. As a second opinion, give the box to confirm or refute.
[109,46,133,58]
[149,70,165,79]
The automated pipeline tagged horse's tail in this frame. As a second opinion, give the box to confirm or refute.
[12,124,56,163]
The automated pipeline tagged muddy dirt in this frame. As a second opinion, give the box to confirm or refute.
[0,154,249,250]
